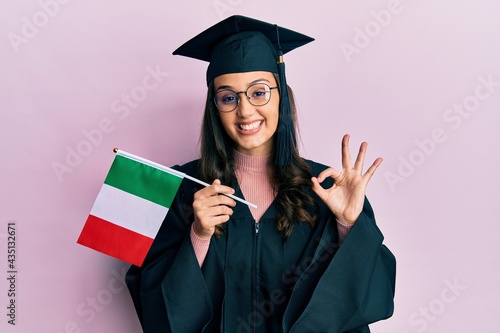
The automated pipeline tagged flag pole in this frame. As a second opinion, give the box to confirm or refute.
[113,148,257,209]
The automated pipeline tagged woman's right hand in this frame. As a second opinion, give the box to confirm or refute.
[192,179,236,239]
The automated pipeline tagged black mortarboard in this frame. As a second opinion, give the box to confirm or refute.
[173,15,314,166]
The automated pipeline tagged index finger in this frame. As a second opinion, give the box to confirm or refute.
[316,167,342,183]
[196,179,235,198]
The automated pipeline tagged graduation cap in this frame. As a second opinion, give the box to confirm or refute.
[173,15,314,166]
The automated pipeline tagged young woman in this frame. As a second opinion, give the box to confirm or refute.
[126,15,395,333]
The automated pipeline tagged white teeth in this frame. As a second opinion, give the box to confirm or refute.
[239,121,261,131]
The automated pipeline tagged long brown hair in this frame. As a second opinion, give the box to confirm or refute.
[199,73,317,238]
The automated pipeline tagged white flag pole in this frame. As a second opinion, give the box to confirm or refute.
[114,148,257,209]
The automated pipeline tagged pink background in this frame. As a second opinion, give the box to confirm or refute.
[1,1,499,332]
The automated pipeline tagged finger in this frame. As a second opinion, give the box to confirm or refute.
[210,179,236,195]
[194,204,233,225]
[210,204,234,217]
[315,167,342,183]
[362,157,383,183]
[205,194,237,208]
[197,203,234,218]
[341,134,352,170]
[311,176,322,190]
[209,214,232,225]
[193,194,236,214]
[194,213,231,235]
[194,179,235,199]
[353,141,368,172]
[311,177,328,200]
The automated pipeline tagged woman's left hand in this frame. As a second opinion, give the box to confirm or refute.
[311,134,382,225]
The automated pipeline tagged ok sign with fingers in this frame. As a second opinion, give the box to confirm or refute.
[311,134,383,226]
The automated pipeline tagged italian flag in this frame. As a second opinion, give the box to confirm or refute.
[77,150,184,267]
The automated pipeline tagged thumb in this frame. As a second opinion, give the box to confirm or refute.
[311,177,327,199]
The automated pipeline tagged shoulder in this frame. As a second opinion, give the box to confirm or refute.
[303,158,334,189]
[303,158,331,176]
[169,159,203,199]
[171,159,201,177]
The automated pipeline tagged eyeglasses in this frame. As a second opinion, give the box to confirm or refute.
[213,83,278,112]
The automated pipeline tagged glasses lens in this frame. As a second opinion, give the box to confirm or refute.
[214,90,238,112]
[247,84,271,106]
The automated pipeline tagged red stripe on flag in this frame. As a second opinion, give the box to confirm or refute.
[77,215,154,267]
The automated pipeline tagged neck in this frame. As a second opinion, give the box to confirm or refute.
[233,150,276,222]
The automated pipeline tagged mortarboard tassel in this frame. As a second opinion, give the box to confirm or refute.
[274,25,297,167]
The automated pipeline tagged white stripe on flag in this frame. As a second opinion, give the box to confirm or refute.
[90,184,168,238]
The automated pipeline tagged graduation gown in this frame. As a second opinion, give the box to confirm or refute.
[126,159,396,333]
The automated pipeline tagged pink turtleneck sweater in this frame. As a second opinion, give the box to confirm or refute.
[190,151,352,266]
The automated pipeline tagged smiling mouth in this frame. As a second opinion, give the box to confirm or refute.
[238,121,262,131]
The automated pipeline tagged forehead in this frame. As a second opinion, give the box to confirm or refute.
[213,71,276,89]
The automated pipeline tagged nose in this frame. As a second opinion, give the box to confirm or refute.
[236,92,255,118]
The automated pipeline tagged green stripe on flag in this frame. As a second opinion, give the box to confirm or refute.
[104,155,183,208]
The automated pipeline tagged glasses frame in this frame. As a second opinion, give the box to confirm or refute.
[213,83,278,113]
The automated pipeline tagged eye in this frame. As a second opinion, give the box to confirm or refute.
[217,91,237,104]
[249,85,269,99]
[221,95,236,103]
[252,90,266,98]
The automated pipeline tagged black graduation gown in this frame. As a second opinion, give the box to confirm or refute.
[126,159,396,333]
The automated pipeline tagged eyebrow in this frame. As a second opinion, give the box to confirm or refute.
[215,78,271,92]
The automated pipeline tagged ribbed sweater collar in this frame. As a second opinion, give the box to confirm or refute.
[233,150,270,173]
